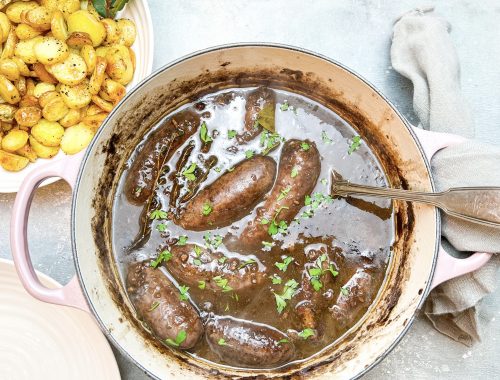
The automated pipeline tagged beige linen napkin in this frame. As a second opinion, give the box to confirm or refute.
[391,7,500,346]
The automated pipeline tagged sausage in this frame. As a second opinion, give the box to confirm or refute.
[126,262,203,349]
[205,317,295,367]
[329,269,374,328]
[226,139,321,252]
[124,110,200,205]
[237,87,275,143]
[165,244,266,291]
[176,155,277,231]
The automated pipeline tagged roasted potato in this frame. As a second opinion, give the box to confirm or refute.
[29,135,59,158]
[0,58,20,81]
[33,82,55,98]
[59,80,91,109]
[46,52,86,86]
[21,6,53,32]
[66,10,105,47]
[33,36,69,65]
[6,1,39,24]
[31,118,64,146]
[15,105,41,127]
[42,96,68,121]
[0,148,29,171]
[0,74,20,104]
[14,36,43,63]
[16,142,37,162]
[1,128,28,152]
[15,23,43,40]
[116,19,136,47]
[105,45,133,85]
[58,107,81,127]
[60,122,94,154]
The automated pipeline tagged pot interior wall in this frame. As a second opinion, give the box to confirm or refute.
[73,45,438,379]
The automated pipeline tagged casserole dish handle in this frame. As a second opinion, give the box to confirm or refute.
[10,153,89,312]
[412,127,492,289]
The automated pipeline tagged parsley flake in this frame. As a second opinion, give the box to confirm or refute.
[218,338,227,346]
[275,256,294,272]
[198,280,206,290]
[341,286,350,296]
[270,274,282,285]
[239,259,256,269]
[176,235,188,246]
[291,166,299,178]
[149,301,160,311]
[213,276,233,292]
[200,121,213,143]
[156,223,167,232]
[298,328,315,339]
[321,131,333,144]
[202,202,213,216]
[280,101,289,111]
[245,150,254,159]
[178,285,190,301]
[273,279,299,313]
[301,142,311,151]
[348,136,362,154]
[182,162,197,181]
[165,330,187,347]
[150,209,167,220]
[150,250,172,268]
[227,130,237,139]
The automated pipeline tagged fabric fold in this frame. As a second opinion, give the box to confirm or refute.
[391,8,499,346]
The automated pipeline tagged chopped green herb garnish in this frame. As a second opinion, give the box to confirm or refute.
[202,202,213,216]
[178,285,190,301]
[227,130,237,139]
[134,186,143,196]
[270,274,282,284]
[150,209,167,220]
[340,286,350,296]
[177,235,188,246]
[280,101,289,111]
[348,136,362,154]
[149,301,160,311]
[321,178,328,185]
[200,121,213,143]
[165,330,187,347]
[273,279,299,313]
[203,232,223,249]
[308,268,323,277]
[277,338,289,345]
[277,186,291,201]
[156,223,167,232]
[193,259,202,266]
[327,264,339,277]
[227,166,235,172]
[245,150,254,159]
[198,280,206,290]
[182,162,197,181]
[311,278,323,292]
[298,328,315,339]
[193,245,202,257]
[213,276,233,292]
[150,250,172,268]
[239,259,256,269]
[291,166,299,178]
[218,338,227,346]
[260,218,270,225]
[218,256,227,264]
[275,256,294,272]
[262,241,274,248]
[321,131,333,144]
[214,167,222,173]
[260,131,283,155]
[301,142,310,151]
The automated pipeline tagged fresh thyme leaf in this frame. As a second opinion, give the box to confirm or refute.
[200,121,213,143]
[348,136,362,154]
[245,150,254,159]
[275,256,293,272]
[227,130,237,139]
[178,285,190,301]
[150,209,167,220]
[202,202,213,216]
[291,166,299,178]
[150,250,172,268]
[298,328,315,339]
[149,301,160,311]
[182,162,197,181]
[177,235,188,246]
[301,142,311,151]
[198,280,206,290]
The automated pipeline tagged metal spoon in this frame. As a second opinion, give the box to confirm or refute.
[331,180,500,228]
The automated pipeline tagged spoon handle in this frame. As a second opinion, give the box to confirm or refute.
[331,181,500,228]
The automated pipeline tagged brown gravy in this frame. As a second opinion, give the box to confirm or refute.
[113,87,394,368]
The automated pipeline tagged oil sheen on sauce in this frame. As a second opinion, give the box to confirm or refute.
[112,87,394,368]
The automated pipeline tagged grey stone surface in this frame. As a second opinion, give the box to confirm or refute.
[0,0,498,379]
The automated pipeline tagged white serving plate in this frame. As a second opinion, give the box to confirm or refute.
[0,259,121,380]
[0,0,154,193]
